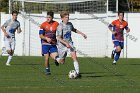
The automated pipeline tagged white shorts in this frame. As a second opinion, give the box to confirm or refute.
[57,42,76,59]
[4,39,16,51]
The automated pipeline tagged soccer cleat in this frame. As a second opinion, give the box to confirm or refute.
[6,63,11,66]
[46,72,51,75]
[54,60,59,66]
[111,50,115,59]
[112,63,116,65]
[45,69,51,75]
[76,73,82,78]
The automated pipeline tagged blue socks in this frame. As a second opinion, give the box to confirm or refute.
[113,50,121,63]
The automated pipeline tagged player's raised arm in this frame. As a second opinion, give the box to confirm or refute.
[70,22,87,39]
[75,29,87,39]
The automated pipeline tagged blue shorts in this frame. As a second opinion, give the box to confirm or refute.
[42,45,58,55]
[113,41,124,49]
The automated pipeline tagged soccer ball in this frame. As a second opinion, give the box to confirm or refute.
[68,70,77,79]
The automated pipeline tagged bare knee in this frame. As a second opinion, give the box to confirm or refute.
[116,47,121,52]
[7,50,13,55]
[71,52,77,61]
[59,59,65,64]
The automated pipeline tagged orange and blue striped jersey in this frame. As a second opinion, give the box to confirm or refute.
[110,19,128,41]
[39,21,59,45]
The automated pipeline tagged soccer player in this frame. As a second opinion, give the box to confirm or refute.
[108,11,130,65]
[1,11,22,66]
[56,11,87,77]
[39,11,60,75]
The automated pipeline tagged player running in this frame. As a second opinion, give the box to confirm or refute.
[39,11,61,75]
[108,11,130,65]
[56,11,87,77]
[1,11,22,66]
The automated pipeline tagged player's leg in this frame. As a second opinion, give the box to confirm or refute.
[70,51,80,75]
[111,46,115,59]
[112,41,122,64]
[113,42,124,64]
[55,46,67,64]
[5,41,13,66]
[111,35,115,59]
[42,45,51,75]
[44,54,51,75]
[49,45,60,66]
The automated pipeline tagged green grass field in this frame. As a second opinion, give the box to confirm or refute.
[0,56,140,93]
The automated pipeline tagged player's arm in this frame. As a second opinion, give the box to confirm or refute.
[17,22,22,34]
[39,29,51,43]
[125,23,130,33]
[56,25,71,48]
[108,21,116,34]
[1,21,10,38]
[71,23,87,39]
[75,29,87,39]
[57,36,71,48]
[126,28,130,33]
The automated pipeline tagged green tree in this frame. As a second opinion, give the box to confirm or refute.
[0,0,8,12]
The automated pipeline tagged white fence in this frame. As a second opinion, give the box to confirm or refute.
[0,12,140,58]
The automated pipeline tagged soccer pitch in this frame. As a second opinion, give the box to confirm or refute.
[0,56,140,93]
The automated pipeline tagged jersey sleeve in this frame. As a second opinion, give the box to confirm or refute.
[39,23,45,35]
[108,20,116,28]
[17,22,21,29]
[39,29,45,35]
[2,20,9,28]
[17,22,22,33]
[56,24,63,37]
[18,22,20,27]
[40,23,44,29]
[124,22,129,30]
[70,22,77,33]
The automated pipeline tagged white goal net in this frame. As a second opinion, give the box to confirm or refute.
[0,0,120,57]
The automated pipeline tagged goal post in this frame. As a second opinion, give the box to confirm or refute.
[4,0,120,57]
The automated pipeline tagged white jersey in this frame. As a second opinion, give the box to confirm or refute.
[56,22,77,59]
[2,19,20,41]
[2,19,20,50]
[56,22,77,48]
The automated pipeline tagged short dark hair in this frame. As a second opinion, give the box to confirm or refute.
[118,11,124,16]
[12,10,18,15]
[47,11,54,18]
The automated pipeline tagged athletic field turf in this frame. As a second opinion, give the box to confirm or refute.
[0,56,140,93]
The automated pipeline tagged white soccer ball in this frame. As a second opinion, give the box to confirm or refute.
[68,70,77,79]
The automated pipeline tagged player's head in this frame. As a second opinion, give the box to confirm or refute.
[118,11,124,20]
[47,11,54,22]
[60,11,69,23]
[12,10,18,20]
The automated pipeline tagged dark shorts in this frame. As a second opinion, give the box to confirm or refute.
[42,45,58,55]
[113,41,124,49]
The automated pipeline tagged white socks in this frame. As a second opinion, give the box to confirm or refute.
[73,61,79,74]
[6,55,12,64]
[56,57,61,63]
[113,60,116,63]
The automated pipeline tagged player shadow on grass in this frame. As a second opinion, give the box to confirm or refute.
[119,63,140,65]
[81,72,125,78]
[85,74,125,78]
[12,63,42,66]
